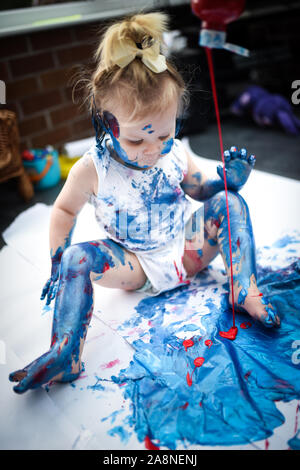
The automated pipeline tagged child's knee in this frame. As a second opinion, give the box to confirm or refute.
[60,242,114,276]
[210,190,247,213]
[60,244,92,274]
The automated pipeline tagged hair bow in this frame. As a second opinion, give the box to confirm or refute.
[110,36,167,73]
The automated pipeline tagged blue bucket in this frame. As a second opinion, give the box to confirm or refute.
[23,148,61,190]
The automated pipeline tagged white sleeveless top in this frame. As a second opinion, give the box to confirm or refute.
[88,136,194,294]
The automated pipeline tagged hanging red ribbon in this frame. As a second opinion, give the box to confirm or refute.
[204,47,237,334]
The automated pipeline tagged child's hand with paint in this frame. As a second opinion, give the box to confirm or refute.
[217,146,255,192]
[40,255,60,305]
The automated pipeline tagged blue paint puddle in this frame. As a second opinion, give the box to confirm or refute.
[111,248,300,448]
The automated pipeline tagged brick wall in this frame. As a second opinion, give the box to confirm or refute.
[0,21,103,152]
[1,4,299,153]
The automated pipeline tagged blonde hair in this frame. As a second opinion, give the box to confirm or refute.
[85,12,188,122]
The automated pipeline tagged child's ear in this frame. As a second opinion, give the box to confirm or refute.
[103,111,120,139]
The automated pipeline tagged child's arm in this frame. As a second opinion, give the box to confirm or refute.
[181,146,256,202]
[41,154,97,305]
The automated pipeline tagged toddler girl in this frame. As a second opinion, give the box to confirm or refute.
[9,12,280,394]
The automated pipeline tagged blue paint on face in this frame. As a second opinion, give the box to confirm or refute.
[161,138,174,155]
[112,257,300,449]
[94,109,151,170]
[109,131,150,169]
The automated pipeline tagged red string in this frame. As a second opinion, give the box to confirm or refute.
[204,47,236,328]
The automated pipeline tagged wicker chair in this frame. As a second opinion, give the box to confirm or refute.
[0,109,34,201]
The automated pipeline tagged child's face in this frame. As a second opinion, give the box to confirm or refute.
[107,102,178,169]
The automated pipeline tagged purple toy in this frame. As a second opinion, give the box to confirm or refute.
[230,85,300,136]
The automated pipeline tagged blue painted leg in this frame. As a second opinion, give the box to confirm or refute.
[204,190,280,328]
[9,239,126,393]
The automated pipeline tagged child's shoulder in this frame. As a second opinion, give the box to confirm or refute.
[171,138,188,173]
[68,148,98,196]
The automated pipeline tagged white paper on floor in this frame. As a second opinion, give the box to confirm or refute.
[1,139,300,450]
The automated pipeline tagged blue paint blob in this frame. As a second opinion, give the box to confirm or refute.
[161,138,174,155]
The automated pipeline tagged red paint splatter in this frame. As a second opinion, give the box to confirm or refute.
[199,401,202,407]
[244,371,251,381]
[100,359,120,369]
[173,260,190,285]
[186,357,205,387]
[265,439,269,450]
[145,436,160,450]
[183,338,194,352]
[205,47,236,329]
[79,256,87,264]
[240,321,252,329]
[219,326,238,340]
[275,378,293,389]
[51,332,58,347]
[205,339,213,348]
[186,372,193,387]
[194,357,205,367]
[103,262,110,272]
[181,402,189,410]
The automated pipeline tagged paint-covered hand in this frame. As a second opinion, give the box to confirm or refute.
[40,259,60,305]
[217,146,256,192]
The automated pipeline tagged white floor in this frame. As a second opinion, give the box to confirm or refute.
[0,138,299,450]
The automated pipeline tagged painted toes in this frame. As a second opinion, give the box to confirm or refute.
[230,146,238,158]
[239,148,247,160]
[247,154,256,166]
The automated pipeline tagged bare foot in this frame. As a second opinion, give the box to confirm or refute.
[229,287,281,328]
[9,337,82,394]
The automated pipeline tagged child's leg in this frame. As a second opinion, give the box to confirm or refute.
[9,239,146,394]
[183,190,280,327]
